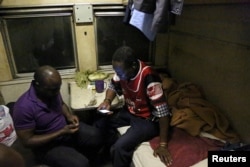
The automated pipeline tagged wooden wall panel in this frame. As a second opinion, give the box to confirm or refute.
[168,3,250,143]
[171,4,250,46]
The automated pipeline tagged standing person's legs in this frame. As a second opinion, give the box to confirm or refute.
[111,115,159,167]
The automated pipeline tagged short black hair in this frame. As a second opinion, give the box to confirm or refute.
[112,46,137,69]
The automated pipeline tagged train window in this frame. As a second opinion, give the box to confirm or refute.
[94,5,155,70]
[1,7,77,77]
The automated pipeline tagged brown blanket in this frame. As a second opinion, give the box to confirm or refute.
[161,79,240,143]
[170,97,240,143]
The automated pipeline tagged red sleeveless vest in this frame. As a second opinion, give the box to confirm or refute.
[119,61,159,118]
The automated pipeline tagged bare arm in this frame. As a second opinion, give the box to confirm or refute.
[153,116,172,166]
[62,102,79,125]
[62,102,72,118]
[16,123,79,148]
[17,103,79,148]
[97,89,117,110]
[159,116,170,145]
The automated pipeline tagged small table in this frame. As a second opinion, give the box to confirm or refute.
[69,81,122,111]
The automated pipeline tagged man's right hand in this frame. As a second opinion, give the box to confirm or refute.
[97,100,111,111]
[62,124,79,134]
[97,100,114,115]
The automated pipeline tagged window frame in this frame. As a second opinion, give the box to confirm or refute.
[0,6,78,78]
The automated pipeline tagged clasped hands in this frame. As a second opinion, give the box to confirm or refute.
[64,115,80,134]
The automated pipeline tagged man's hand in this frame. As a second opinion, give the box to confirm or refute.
[153,145,172,166]
[67,114,79,126]
[97,100,111,110]
[62,124,79,134]
[97,100,114,115]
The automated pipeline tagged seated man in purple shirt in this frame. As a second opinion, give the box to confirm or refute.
[12,65,102,167]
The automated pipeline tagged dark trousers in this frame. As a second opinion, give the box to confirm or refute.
[34,122,103,167]
[95,108,159,167]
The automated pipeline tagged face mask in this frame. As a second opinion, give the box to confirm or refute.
[114,67,128,80]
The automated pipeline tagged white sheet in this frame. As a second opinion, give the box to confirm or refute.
[117,126,209,167]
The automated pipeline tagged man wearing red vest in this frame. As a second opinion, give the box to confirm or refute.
[96,46,172,167]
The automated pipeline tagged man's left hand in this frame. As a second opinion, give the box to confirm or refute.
[153,145,172,166]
